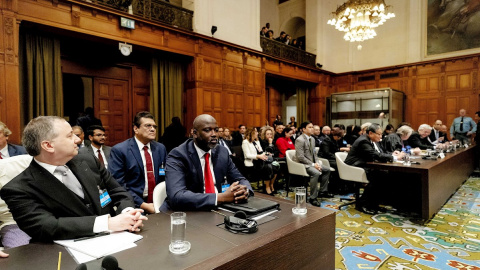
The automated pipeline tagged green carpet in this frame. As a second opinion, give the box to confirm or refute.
[267,176,480,269]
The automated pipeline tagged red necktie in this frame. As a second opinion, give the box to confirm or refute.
[204,153,215,193]
[97,149,105,167]
[0,154,3,159]
[143,146,156,203]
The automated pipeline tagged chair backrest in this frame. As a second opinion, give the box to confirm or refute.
[285,150,309,177]
[0,154,33,228]
[153,181,167,213]
[335,152,368,183]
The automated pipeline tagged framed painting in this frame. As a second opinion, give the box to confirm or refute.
[427,0,480,56]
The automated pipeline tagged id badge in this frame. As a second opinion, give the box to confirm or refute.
[100,191,112,208]
[159,168,165,176]
[221,183,230,193]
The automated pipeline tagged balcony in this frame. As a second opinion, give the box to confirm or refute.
[260,36,316,68]
[88,0,193,31]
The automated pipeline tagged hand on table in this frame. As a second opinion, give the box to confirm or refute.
[108,208,148,232]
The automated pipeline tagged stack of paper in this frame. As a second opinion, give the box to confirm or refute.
[54,232,142,263]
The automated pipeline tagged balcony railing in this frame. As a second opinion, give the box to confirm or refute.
[260,36,316,68]
[88,0,193,31]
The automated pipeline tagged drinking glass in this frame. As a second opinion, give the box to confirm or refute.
[292,187,307,215]
[403,153,411,166]
[169,212,191,254]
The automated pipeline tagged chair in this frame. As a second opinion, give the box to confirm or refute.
[317,157,335,172]
[285,150,310,196]
[0,154,33,248]
[335,152,369,209]
[152,181,167,213]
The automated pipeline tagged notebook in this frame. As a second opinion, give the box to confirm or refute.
[220,197,280,217]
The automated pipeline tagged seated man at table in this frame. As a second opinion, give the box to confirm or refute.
[345,123,405,214]
[163,114,252,211]
[408,124,440,150]
[0,116,146,242]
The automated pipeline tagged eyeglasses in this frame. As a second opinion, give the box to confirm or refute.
[143,124,158,130]
[94,134,107,137]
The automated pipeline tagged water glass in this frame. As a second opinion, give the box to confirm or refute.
[292,187,307,215]
[403,153,411,166]
[169,212,191,255]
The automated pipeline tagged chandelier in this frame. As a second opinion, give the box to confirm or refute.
[327,0,395,42]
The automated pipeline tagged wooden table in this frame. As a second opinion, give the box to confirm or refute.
[367,146,474,220]
[0,194,336,270]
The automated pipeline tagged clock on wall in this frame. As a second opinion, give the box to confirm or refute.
[119,42,132,56]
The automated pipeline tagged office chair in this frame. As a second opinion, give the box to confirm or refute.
[285,150,310,196]
[153,181,167,213]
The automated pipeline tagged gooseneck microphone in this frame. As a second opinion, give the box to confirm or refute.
[75,263,87,270]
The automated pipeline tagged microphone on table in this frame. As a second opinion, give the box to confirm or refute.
[75,263,87,270]
[102,255,123,270]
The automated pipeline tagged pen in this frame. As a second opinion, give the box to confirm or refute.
[74,232,110,242]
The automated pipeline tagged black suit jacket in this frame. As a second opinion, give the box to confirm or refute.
[318,136,339,163]
[78,145,111,165]
[344,135,393,168]
[428,128,447,143]
[408,133,434,150]
[163,139,252,211]
[0,154,134,242]
[7,143,27,157]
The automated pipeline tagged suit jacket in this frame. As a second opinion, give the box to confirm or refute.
[0,154,134,242]
[408,133,434,150]
[344,135,393,168]
[382,133,406,153]
[108,138,167,207]
[7,144,27,157]
[164,139,252,211]
[78,145,111,166]
[428,128,447,143]
[294,134,316,168]
[318,136,339,162]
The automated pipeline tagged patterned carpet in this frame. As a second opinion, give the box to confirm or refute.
[266,176,480,269]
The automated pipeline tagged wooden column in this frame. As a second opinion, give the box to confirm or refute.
[0,0,21,144]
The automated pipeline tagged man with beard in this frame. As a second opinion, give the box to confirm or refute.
[162,114,252,211]
[79,125,111,168]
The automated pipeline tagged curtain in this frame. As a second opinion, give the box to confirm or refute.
[296,86,308,124]
[150,58,184,135]
[20,31,63,124]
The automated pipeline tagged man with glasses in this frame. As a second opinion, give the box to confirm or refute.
[345,124,404,214]
[79,125,111,168]
[109,111,167,214]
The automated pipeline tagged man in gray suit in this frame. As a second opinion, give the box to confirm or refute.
[295,121,331,207]
[79,125,111,168]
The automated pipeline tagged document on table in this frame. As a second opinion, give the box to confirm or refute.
[54,232,142,263]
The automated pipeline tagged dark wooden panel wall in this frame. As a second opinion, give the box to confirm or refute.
[333,56,480,131]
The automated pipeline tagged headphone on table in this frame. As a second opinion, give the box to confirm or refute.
[224,211,258,234]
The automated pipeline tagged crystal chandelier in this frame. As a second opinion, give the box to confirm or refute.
[327,0,395,42]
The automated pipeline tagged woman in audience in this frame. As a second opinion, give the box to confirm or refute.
[266,30,274,39]
[275,126,295,158]
[242,128,273,194]
[259,126,279,194]
[382,124,395,140]
[288,116,297,128]
[223,127,233,148]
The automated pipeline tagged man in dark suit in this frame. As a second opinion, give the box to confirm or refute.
[0,116,145,242]
[163,114,252,211]
[0,121,27,159]
[428,120,447,144]
[345,124,404,214]
[72,126,91,149]
[232,124,246,146]
[79,125,111,168]
[109,111,167,214]
[408,124,437,150]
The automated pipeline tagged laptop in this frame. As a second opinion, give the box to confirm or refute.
[220,197,280,217]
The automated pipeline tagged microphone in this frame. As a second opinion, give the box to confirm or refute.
[75,263,87,270]
[101,255,122,270]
